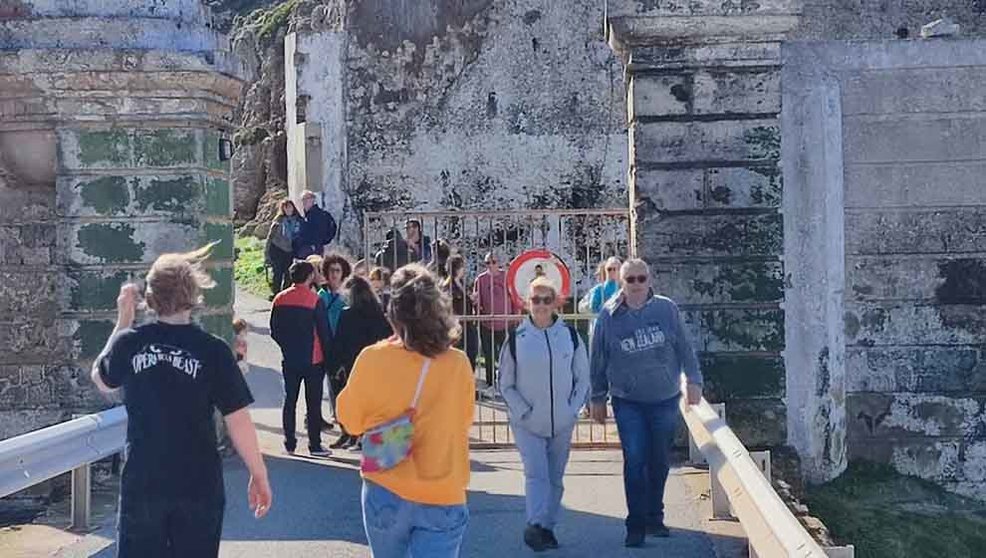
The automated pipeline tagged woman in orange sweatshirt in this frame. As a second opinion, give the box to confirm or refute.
[337,264,475,557]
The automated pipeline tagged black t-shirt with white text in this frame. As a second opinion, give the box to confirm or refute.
[97,322,254,500]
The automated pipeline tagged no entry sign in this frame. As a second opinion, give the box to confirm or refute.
[506,249,571,309]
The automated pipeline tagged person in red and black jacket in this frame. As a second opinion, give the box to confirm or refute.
[270,260,333,457]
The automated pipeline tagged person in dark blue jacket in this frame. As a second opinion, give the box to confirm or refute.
[294,190,337,259]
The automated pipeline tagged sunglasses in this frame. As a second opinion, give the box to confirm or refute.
[606,267,619,271]
[530,295,555,305]
[624,275,648,284]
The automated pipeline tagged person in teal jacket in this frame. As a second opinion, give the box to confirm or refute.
[319,253,351,428]
[579,257,622,315]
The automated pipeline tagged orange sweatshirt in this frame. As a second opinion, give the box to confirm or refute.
[337,339,475,505]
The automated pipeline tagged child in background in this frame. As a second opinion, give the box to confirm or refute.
[368,266,392,309]
[233,318,249,374]
[306,255,328,291]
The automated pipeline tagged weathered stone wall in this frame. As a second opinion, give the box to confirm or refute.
[783,39,986,498]
[798,0,986,39]
[0,1,243,439]
[285,0,627,253]
[605,0,985,491]
[605,1,797,449]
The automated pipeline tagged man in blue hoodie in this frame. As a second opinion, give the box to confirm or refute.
[589,258,703,548]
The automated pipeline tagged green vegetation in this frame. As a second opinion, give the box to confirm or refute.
[807,461,986,558]
[234,235,270,298]
[252,0,299,44]
[234,126,269,147]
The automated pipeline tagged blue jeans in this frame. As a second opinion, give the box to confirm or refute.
[361,481,469,558]
[612,395,679,532]
[513,424,574,529]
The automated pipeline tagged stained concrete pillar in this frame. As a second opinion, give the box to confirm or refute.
[603,1,845,478]
[0,1,244,437]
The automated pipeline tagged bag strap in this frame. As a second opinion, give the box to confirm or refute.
[410,358,432,409]
[567,324,580,350]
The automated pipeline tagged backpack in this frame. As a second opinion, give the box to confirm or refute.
[508,323,581,366]
[323,211,337,246]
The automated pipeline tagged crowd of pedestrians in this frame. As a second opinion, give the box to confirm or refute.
[90,194,704,556]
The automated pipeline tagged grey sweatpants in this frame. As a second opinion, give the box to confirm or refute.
[513,424,575,529]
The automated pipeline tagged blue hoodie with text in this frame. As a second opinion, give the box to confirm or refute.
[590,292,702,404]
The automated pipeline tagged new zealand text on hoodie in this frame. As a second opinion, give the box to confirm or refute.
[589,294,702,404]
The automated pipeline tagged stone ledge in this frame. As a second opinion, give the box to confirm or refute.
[629,43,782,72]
[605,0,798,19]
[7,0,211,24]
[608,15,800,56]
[0,49,245,82]
[1,72,242,100]
[0,17,225,53]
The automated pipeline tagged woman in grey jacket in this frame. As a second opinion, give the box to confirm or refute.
[498,277,591,552]
[265,198,302,296]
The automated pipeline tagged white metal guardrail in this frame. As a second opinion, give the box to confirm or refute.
[679,385,844,558]
[0,407,127,530]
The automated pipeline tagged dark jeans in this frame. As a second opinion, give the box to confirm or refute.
[117,495,224,558]
[327,367,350,436]
[283,364,325,451]
[457,322,479,370]
[479,327,508,386]
[612,395,679,532]
[269,246,293,295]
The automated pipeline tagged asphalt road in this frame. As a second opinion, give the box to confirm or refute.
[51,288,744,557]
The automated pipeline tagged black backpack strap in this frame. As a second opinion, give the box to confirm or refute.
[508,329,517,368]
[567,324,580,350]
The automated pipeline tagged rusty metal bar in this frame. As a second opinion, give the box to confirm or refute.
[367,208,630,219]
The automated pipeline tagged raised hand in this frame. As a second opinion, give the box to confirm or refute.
[116,283,141,329]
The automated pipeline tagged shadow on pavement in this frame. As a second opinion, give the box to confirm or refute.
[81,453,745,557]
[244,365,286,410]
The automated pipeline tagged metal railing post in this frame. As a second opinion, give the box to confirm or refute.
[70,462,91,531]
[690,402,724,465]
[824,545,856,558]
[750,450,772,484]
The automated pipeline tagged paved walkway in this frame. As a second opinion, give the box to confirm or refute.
[44,288,746,557]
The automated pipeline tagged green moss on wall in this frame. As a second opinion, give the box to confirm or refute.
[135,176,198,212]
[79,176,130,215]
[77,129,131,166]
[77,223,145,263]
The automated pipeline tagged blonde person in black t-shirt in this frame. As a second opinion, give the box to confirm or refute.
[91,245,272,557]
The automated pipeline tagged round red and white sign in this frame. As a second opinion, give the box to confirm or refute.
[506,249,571,309]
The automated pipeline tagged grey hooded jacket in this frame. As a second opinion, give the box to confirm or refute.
[498,316,591,438]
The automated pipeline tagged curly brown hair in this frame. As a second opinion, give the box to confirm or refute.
[387,264,460,357]
[321,252,352,282]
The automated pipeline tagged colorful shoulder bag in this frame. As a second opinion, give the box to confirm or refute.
[360,358,432,473]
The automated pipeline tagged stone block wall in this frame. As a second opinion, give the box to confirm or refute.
[607,1,796,448]
[0,1,242,439]
[783,40,986,496]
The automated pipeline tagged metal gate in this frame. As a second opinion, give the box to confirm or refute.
[362,209,633,449]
